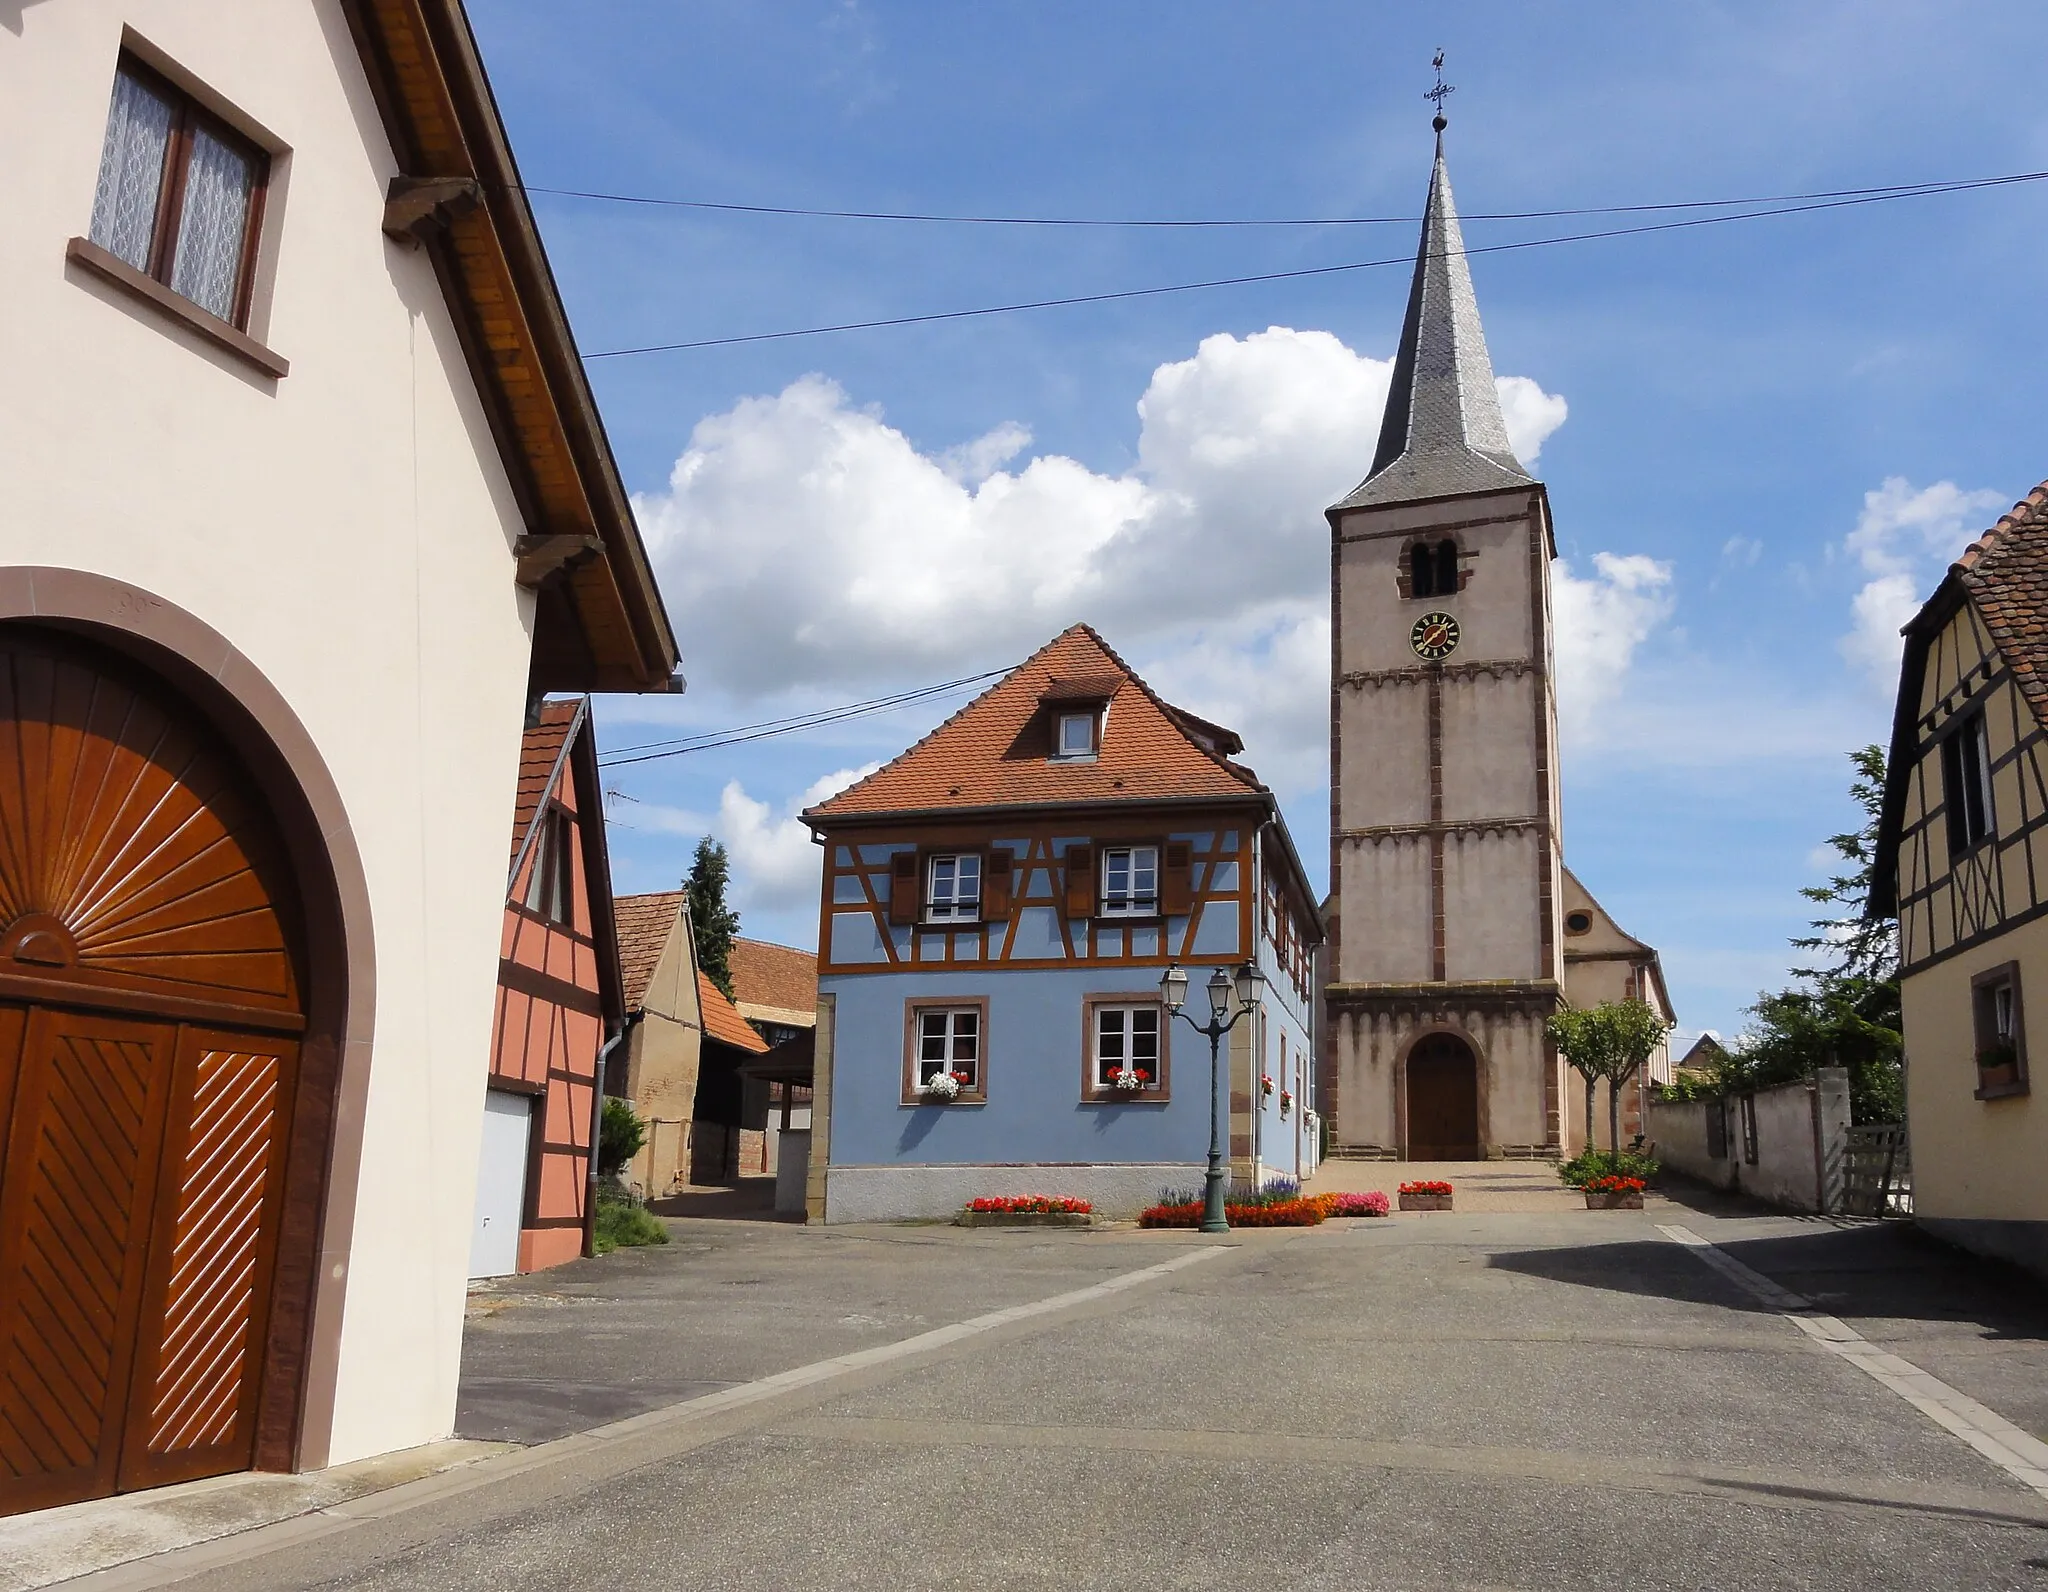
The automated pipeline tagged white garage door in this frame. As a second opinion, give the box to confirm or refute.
[469,1090,533,1279]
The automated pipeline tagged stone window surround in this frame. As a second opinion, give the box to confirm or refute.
[901,996,989,1105]
[1081,992,1171,1103]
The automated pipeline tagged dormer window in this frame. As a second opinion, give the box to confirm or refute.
[1406,537,1462,600]
[1056,710,1098,759]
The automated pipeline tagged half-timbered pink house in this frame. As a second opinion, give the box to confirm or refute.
[473,698,624,1276]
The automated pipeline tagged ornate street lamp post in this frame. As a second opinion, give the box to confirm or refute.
[1160,960,1266,1234]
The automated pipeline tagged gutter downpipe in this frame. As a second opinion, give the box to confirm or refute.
[584,1017,636,1258]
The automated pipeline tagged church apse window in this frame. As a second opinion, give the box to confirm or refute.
[1405,537,1463,599]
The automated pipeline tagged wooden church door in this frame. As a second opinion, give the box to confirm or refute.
[0,631,307,1517]
[1405,1034,1479,1161]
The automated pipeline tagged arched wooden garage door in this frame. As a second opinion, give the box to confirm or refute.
[0,631,307,1516]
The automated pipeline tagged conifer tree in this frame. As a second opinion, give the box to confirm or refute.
[687,836,741,999]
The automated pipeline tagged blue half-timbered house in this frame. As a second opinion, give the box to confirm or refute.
[801,625,1324,1222]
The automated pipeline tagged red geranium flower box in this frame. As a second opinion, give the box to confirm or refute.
[957,1194,1093,1227]
[1582,1175,1645,1211]
[1397,1180,1453,1212]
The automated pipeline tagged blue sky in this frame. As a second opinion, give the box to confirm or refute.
[468,1,2048,1040]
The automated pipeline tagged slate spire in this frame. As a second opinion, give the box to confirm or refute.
[1332,131,1533,511]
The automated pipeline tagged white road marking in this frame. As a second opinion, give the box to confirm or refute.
[1659,1222,2048,1501]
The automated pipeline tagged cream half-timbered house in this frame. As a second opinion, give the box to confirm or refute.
[802,626,1323,1222]
[1877,482,2048,1276]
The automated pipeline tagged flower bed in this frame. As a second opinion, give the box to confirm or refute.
[1397,1179,1453,1212]
[1582,1174,1646,1211]
[1138,1198,1326,1229]
[968,1195,1091,1214]
[1315,1190,1391,1218]
[957,1194,1094,1228]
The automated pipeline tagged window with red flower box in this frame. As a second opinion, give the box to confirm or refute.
[1082,993,1170,1101]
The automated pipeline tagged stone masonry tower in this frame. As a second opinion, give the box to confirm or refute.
[1323,128,1564,1160]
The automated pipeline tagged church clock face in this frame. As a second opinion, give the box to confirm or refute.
[1410,611,1460,661]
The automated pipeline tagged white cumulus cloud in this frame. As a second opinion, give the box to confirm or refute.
[633,326,1571,714]
[639,762,881,919]
[627,326,1682,815]
[1839,476,2006,687]
[1553,553,1676,746]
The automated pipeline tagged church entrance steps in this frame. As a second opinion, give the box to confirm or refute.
[1304,1159,1589,1214]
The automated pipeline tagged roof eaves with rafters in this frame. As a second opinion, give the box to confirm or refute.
[341,0,679,692]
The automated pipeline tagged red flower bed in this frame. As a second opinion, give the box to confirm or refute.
[1398,1180,1453,1196]
[1138,1199,1326,1229]
[1316,1190,1391,1218]
[1582,1176,1645,1196]
[967,1195,1092,1214]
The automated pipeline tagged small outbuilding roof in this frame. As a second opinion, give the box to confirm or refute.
[698,972,769,1055]
[729,937,817,1026]
[613,890,685,1013]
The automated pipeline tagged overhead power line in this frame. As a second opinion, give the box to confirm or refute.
[597,666,1014,768]
[520,170,2036,229]
[577,169,2048,360]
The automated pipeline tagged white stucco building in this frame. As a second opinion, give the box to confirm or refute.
[0,1,676,1514]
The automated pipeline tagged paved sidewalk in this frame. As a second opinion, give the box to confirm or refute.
[0,1440,506,1592]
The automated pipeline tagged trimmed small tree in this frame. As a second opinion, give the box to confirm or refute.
[1546,1005,1617,1153]
[1548,999,1674,1156]
[1603,998,1674,1157]
[598,1097,647,1179]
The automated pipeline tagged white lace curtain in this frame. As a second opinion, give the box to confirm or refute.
[88,69,257,322]
[88,71,174,272]
[170,128,255,321]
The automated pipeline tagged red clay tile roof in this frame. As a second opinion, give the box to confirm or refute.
[509,699,582,870]
[699,971,769,1054]
[614,889,685,1013]
[729,937,817,1022]
[1955,482,2048,732]
[804,625,1262,821]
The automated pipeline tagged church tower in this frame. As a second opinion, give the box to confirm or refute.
[1323,124,1565,1160]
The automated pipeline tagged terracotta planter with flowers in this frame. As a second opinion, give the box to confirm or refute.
[1397,1180,1453,1212]
[1582,1175,1646,1210]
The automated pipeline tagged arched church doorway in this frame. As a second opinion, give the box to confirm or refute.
[0,628,317,1516]
[1405,1034,1479,1160]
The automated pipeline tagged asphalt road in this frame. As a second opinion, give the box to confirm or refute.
[145,1192,2048,1592]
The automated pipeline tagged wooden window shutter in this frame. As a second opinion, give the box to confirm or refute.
[1162,842,1194,916]
[888,852,920,925]
[1064,844,1096,918]
[983,851,1013,920]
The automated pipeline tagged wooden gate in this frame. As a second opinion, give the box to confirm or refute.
[1840,1124,1912,1217]
[0,633,306,1516]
